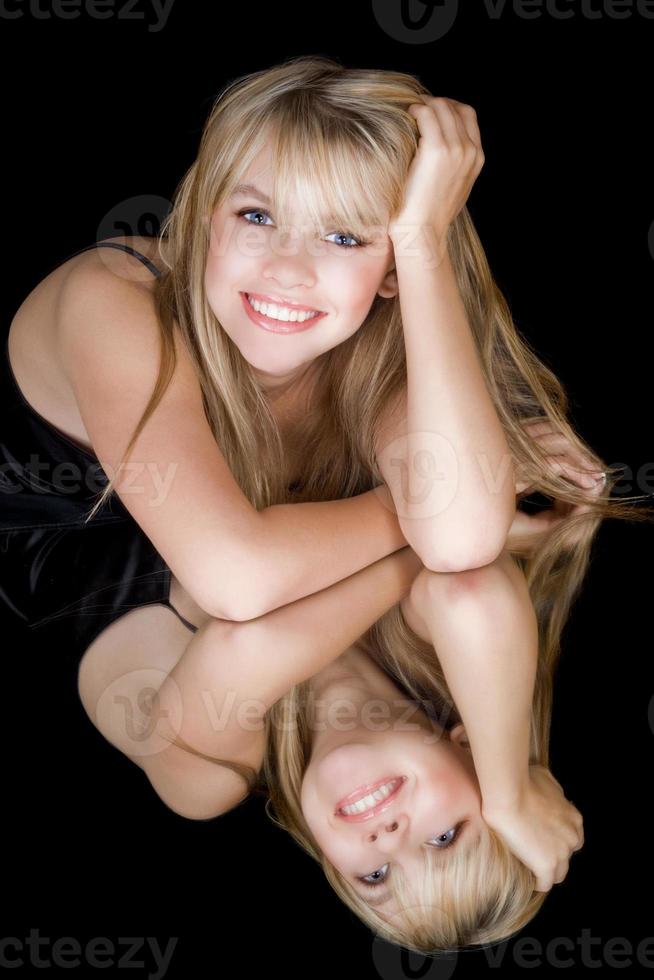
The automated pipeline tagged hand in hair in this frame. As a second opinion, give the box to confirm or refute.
[481,764,585,893]
[388,96,485,260]
[507,420,608,556]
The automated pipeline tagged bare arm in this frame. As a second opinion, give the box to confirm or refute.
[56,255,410,623]
[252,483,408,620]
[403,549,536,809]
[141,545,424,819]
[383,231,516,571]
[229,544,424,709]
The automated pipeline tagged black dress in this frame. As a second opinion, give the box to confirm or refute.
[0,241,199,675]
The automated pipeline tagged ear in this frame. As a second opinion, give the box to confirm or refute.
[449,722,470,749]
[377,264,398,300]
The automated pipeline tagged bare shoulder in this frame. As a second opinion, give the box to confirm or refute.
[50,233,264,623]
[77,605,265,821]
[55,235,198,397]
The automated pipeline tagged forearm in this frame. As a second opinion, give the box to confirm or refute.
[249,485,409,620]
[236,545,424,708]
[415,549,537,809]
[391,231,515,567]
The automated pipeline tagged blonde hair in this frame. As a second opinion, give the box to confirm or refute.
[81,54,654,949]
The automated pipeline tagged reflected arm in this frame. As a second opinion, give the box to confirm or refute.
[403,549,537,810]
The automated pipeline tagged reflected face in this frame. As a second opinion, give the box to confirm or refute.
[300,660,484,918]
[204,144,398,395]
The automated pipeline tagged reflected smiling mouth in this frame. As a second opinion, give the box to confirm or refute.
[335,777,407,823]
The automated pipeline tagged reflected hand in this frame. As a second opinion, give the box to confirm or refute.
[508,420,607,556]
[482,764,584,892]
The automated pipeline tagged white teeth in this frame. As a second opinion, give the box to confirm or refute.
[340,779,402,815]
[247,294,320,323]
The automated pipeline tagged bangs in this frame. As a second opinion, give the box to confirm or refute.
[263,110,397,240]
[379,823,493,920]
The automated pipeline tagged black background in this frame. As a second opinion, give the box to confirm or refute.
[2,1,653,976]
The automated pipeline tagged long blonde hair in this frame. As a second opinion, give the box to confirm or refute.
[82,55,654,949]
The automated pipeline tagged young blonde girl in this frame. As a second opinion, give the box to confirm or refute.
[8,55,652,953]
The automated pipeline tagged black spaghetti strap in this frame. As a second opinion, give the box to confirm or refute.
[162,600,199,634]
[44,241,162,280]
[79,241,162,278]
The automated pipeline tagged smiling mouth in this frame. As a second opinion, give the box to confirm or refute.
[245,290,325,314]
[240,292,327,333]
[335,777,407,823]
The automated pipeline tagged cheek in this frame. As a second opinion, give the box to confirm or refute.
[207,213,252,278]
[329,261,385,318]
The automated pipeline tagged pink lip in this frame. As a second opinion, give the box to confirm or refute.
[334,776,406,823]
[240,292,327,334]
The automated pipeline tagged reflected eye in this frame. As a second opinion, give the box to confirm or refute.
[429,826,460,848]
[236,208,368,248]
[358,822,465,891]
[361,862,390,887]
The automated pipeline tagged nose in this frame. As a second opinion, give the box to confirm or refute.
[262,229,317,290]
[365,813,407,849]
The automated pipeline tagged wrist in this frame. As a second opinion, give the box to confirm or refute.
[370,484,410,550]
[481,775,530,818]
[389,223,449,270]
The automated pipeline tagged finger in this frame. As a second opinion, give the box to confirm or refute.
[440,98,482,158]
[527,434,603,483]
[534,872,554,893]
[564,823,582,850]
[553,859,570,885]
[409,100,447,146]
[425,97,466,151]
[541,457,600,491]
[522,419,557,437]
[521,424,606,487]
[517,458,596,495]
[446,99,483,152]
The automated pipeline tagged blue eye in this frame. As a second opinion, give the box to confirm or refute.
[237,208,274,228]
[360,862,391,888]
[236,208,367,249]
[358,822,465,891]
[324,231,362,249]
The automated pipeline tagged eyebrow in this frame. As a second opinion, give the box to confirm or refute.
[229,183,272,205]
[360,821,474,909]
[229,184,350,230]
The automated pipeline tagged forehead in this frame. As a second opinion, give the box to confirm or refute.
[225,135,391,233]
